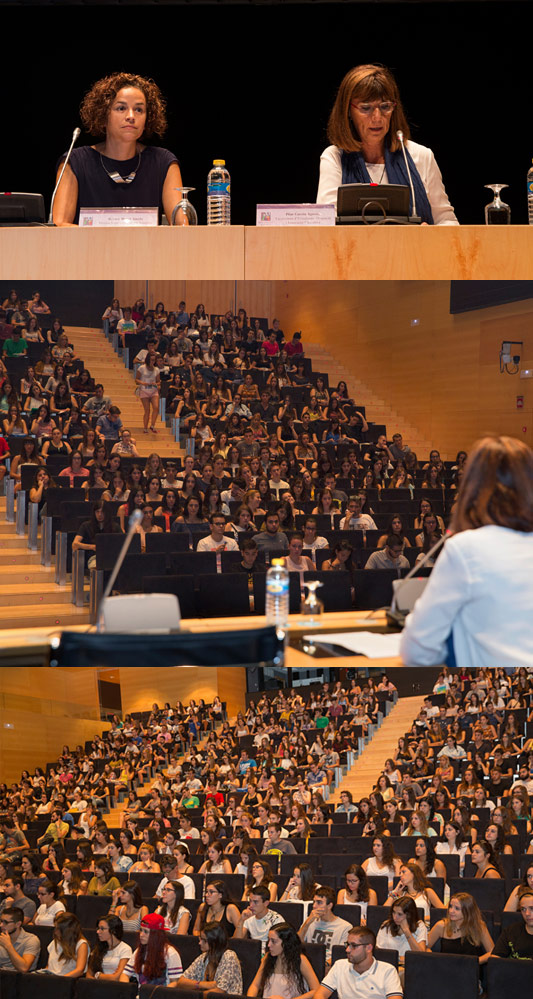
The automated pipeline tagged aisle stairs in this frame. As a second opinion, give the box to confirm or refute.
[0,496,90,628]
[66,326,184,459]
[330,694,426,802]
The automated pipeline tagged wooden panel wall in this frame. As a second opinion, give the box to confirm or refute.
[217,668,247,719]
[114,282,274,323]
[119,666,247,718]
[272,281,533,457]
[0,667,103,785]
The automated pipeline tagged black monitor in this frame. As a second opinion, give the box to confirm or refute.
[0,192,46,226]
[336,183,418,225]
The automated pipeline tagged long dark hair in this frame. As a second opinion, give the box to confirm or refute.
[257,922,306,995]
[382,896,420,937]
[201,921,229,981]
[88,914,124,974]
[157,879,184,928]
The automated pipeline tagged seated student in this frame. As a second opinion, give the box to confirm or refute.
[365,536,410,571]
[0,906,41,972]
[340,495,377,531]
[376,896,427,971]
[247,921,319,999]
[313,925,403,999]
[253,511,289,552]
[0,873,36,924]
[155,880,191,934]
[120,913,183,987]
[297,885,352,966]
[428,893,493,960]
[234,884,285,953]
[86,914,133,981]
[196,513,239,552]
[32,880,66,925]
[45,911,88,977]
[493,886,533,958]
[179,921,243,994]
[285,533,315,574]
[302,516,329,552]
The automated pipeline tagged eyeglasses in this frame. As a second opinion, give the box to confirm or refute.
[350,101,396,116]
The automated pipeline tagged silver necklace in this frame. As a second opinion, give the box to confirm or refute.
[100,149,141,185]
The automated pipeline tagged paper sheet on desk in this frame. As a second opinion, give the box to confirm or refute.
[304,631,402,659]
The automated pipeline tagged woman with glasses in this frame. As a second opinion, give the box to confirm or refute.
[317,63,457,225]
[192,879,240,936]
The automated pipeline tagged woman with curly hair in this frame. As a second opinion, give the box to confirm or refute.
[362,835,402,880]
[243,858,278,902]
[53,72,182,226]
[249,922,318,999]
[385,862,443,918]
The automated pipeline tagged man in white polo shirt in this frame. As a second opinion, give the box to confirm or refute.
[314,925,402,999]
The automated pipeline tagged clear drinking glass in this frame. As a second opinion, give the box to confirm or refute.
[484,184,511,225]
[301,579,324,625]
[171,187,198,226]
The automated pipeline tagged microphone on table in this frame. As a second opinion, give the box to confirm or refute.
[48,127,81,224]
[396,130,421,225]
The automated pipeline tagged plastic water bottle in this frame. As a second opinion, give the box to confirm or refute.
[207,159,231,225]
[265,558,289,628]
[528,160,533,224]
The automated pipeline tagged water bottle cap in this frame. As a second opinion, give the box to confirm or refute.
[271,558,285,567]
[213,159,226,166]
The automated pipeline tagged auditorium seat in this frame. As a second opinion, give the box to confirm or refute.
[76,981,137,999]
[205,872,244,898]
[486,956,533,995]
[18,973,75,999]
[76,893,114,926]
[196,574,251,617]
[404,951,479,999]
[144,532,190,554]
[142,575,197,618]
[448,877,506,914]
[270,901,304,928]
[302,571,353,611]
[0,970,19,999]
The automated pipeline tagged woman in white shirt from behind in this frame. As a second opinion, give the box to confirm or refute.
[87,914,133,981]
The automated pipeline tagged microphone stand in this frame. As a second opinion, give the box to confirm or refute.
[48,127,81,225]
[396,129,422,225]
[96,510,143,631]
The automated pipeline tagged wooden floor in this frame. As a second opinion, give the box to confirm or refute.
[0,497,90,629]
[331,694,425,801]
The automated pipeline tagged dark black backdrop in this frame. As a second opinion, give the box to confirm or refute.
[3,3,531,226]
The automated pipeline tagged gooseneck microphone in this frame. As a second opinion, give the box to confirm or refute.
[396,130,421,224]
[48,127,81,224]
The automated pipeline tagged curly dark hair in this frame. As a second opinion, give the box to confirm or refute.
[257,922,306,996]
[80,72,167,139]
